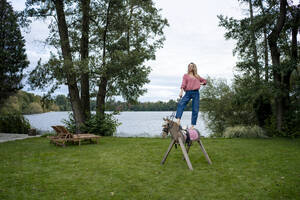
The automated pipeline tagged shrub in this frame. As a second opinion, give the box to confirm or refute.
[0,113,31,134]
[41,132,55,137]
[25,102,43,114]
[0,96,20,113]
[63,112,120,136]
[264,113,300,138]
[223,125,267,138]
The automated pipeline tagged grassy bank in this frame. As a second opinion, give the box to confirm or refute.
[0,137,299,199]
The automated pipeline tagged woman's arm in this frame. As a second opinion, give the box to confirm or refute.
[198,76,207,85]
[179,88,184,97]
[179,74,187,97]
[180,74,187,90]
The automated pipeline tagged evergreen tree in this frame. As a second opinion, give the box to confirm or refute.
[0,0,29,105]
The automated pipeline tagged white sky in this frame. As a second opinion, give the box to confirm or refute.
[10,0,246,102]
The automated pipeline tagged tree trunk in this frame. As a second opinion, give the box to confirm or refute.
[54,0,84,133]
[97,77,108,119]
[267,0,287,131]
[258,0,269,82]
[282,6,300,114]
[96,0,112,118]
[80,0,91,121]
[263,28,269,82]
[249,0,260,81]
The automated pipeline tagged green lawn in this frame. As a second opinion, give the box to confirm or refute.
[0,137,299,200]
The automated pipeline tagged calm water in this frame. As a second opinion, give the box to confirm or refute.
[24,111,210,137]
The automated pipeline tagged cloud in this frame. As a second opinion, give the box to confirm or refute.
[139,85,179,102]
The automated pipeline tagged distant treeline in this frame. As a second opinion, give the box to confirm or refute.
[57,95,194,112]
[0,91,59,114]
[105,100,193,112]
[0,91,193,114]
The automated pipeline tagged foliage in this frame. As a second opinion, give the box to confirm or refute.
[0,96,20,114]
[265,110,300,138]
[216,0,300,136]
[223,125,267,138]
[52,94,192,112]
[0,113,31,134]
[199,76,277,137]
[1,137,300,199]
[199,77,256,135]
[24,0,169,129]
[26,102,43,114]
[40,132,55,138]
[233,75,273,127]
[54,94,72,111]
[105,99,193,111]
[0,0,29,105]
[199,78,233,135]
[1,91,195,113]
[63,112,120,136]
[90,0,168,103]
[0,90,59,114]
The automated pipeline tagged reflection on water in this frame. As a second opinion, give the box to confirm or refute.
[24,111,209,137]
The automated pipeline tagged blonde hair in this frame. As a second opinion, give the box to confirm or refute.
[188,62,200,78]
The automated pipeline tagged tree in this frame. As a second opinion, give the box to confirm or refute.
[24,0,168,133]
[24,0,92,132]
[89,0,168,117]
[55,94,71,111]
[218,0,299,134]
[0,0,29,105]
[248,0,260,81]
[267,0,287,131]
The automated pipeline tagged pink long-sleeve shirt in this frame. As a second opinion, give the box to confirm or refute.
[180,74,207,91]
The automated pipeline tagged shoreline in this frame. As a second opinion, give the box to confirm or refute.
[0,133,41,143]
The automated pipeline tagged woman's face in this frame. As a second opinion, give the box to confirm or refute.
[188,64,193,72]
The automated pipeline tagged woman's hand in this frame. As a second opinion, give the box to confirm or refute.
[179,89,183,98]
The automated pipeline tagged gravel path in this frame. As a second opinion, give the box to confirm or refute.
[0,133,41,143]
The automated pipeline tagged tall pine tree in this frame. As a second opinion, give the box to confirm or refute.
[0,0,29,105]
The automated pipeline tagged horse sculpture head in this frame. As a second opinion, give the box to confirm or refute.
[161,117,201,143]
[161,117,181,138]
[161,117,170,138]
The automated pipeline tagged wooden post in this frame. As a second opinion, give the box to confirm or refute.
[178,137,193,170]
[161,139,175,165]
[197,139,212,165]
[182,144,191,160]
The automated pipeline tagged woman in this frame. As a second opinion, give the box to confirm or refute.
[175,62,207,129]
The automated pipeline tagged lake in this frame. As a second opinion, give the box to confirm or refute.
[24,111,210,137]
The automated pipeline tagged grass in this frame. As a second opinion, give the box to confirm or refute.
[0,137,300,200]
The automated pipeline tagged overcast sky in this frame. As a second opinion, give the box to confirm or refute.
[10,0,246,102]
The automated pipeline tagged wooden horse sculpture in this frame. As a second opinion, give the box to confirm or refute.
[161,117,212,170]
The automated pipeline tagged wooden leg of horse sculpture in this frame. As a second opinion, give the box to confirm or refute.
[197,139,212,165]
[161,139,176,165]
[178,137,193,170]
[182,143,191,160]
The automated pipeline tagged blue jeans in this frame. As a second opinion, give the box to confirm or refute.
[175,90,199,125]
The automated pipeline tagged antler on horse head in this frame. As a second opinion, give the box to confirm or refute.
[163,117,170,121]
